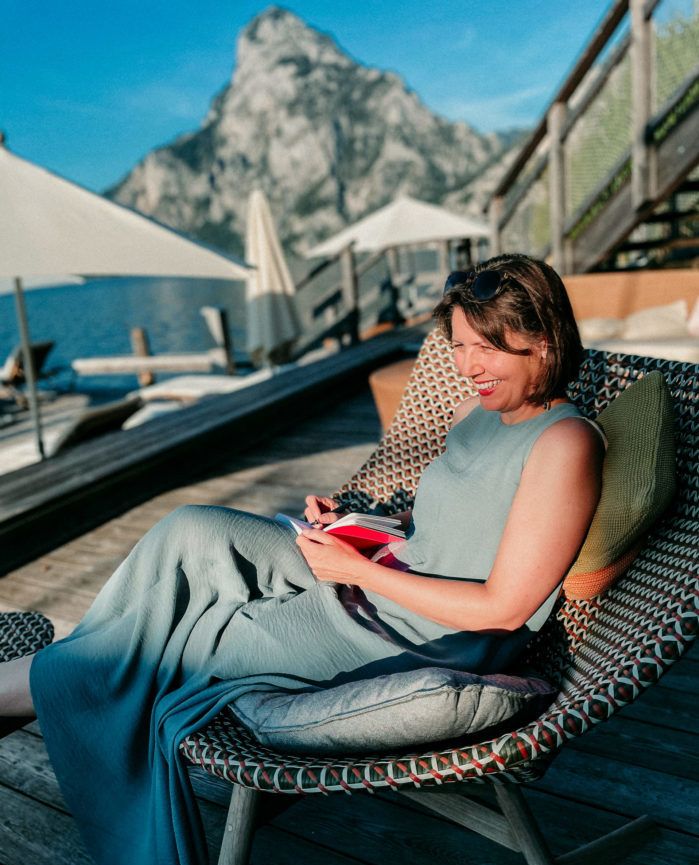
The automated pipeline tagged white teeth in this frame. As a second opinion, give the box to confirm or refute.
[475,379,501,391]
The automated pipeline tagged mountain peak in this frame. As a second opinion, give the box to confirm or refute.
[243,5,309,39]
[236,5,350,80]
[108,7,518,255]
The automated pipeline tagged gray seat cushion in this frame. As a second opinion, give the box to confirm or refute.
[229,666,555,754]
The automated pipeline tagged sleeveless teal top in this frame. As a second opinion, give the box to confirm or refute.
[384,402,584,632]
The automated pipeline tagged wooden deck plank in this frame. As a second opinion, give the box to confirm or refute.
[0,785,92,865]
[389,785,698,865]
[653,655,699,695]
[0,730,65,811]
[533,751,698,832]
[620,675,697,734]
[567,712,699,781]
[272,792,525,865]
[233,822,362,865]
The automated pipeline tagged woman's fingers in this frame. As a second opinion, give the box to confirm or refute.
[297,527,329,545]
[316,511,340,525]
[304,495,337,523]
[296,530,363,585]
[304,495,323,522]
[298,529,357,553]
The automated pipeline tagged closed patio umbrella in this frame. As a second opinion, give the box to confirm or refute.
[0,140,249,459]
[245,189,301,367]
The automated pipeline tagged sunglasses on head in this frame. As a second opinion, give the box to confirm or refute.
[443,269,516,301]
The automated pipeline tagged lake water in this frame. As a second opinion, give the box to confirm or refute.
[0,277,250,396]
[0,250,440,400]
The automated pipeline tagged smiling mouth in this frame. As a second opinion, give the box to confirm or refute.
[474,379,502,395]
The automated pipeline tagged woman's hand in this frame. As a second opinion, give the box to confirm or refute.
[296,529,368,585]
[304,494,342,525]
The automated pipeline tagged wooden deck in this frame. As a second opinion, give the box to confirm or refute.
[0,323,425,575]
[0,387,696,865]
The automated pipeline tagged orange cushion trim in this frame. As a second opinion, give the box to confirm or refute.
[563,540,644,601]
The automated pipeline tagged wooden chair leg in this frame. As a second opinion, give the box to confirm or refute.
[555,815,656,865]
[493,785,556,865]
[494,784,655,865]
[401,783,654,865]
[217,784,261,865]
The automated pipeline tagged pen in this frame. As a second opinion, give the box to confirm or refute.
[311,505,347,526]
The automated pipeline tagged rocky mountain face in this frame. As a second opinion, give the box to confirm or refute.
[107,6,523,256]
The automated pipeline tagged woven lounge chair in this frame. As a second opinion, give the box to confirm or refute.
[0,611,54,740]
[181,332,698,865]
[0,341,55,387]
[0,340,56,407]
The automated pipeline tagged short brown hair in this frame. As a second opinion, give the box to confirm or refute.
[433,254,583,405]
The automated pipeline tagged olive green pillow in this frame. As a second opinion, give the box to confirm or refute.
[564,371,676,594]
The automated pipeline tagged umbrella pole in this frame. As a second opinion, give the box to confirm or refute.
[13,277,46,460]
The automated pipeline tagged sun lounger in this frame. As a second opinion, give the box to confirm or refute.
[0,341,55,405]
[45,396,143,457]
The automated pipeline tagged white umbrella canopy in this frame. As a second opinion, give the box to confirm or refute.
[0,144,249,279]
[0,142,250,459]
[245,189,301,367]
[0,274,85,295]
[305,194,489,259]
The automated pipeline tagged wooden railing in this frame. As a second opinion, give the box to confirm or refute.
[490,0,699,272]
[292,246,447,354]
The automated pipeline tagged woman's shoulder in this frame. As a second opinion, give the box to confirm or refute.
[533,409,606,462]
[450,396,480,428]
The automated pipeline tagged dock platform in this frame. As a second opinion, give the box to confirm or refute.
[0,325,424,575]
[0,388,696,865]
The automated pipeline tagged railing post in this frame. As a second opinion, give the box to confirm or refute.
[13,277,45,460]
[547,101,567,274]
[630,0,654,209]
[437,240,451,279]
[489,196,503,256]
[385,246,401,283]
[339,244,360,344]
[130,327,155,387]
[200,306,236,374]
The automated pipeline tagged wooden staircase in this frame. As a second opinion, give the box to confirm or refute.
[490,0,699,273]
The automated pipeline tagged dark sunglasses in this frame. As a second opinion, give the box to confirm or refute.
[443,269,515,301]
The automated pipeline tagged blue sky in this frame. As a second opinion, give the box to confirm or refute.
[2,0,612,192]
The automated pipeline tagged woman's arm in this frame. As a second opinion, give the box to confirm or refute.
[298,418,603,633]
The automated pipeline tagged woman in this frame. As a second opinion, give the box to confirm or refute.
[0,254,603,864]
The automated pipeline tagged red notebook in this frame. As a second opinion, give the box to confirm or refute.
[275,512,405,551]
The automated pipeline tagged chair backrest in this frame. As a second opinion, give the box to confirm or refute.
[337,330,474,514]
[338,329,698,712]
[0,346,23,384]
[0,341,55,385]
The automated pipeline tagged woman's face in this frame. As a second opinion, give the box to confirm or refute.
[450,307,548,424]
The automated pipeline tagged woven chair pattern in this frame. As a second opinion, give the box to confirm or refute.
[181,332,698,795]
[0,611,54,663]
